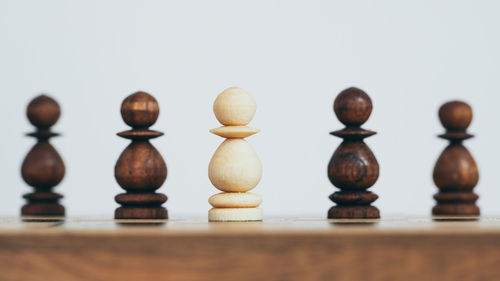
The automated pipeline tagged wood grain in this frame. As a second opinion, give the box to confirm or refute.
[0,218,499,281]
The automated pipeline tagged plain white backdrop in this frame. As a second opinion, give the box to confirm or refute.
[0,0,499,218]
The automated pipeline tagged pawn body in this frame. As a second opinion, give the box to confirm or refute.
[114,92,168,219]
[328,140,379,218]
[115,141,167,191]
[209,87,262,222]
[209,139,262,192]
[328,141,378,189]
[21,95,65,217]
[327,87,380,219]
[432,101,479,217]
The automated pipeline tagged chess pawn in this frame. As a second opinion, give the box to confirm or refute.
[208,87,263,222]
[327,87,380,219]
[21,95,65,216]
[432,101,479,216]
[114,91,168,219]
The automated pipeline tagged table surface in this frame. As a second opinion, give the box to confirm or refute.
[1,216,500,281]
[1,215,500,233]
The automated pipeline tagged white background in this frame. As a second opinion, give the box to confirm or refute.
[0,0,498,218]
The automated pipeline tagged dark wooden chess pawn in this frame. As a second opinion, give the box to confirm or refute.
[432,101,479,217]
[21,95,65,216]
[327,87,380,219]
[114,91,168,219]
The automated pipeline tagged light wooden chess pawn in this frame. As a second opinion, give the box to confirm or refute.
[114,91,168,219]
[21,95,65,216]
[208,87,263,222]
[432,101,479,217]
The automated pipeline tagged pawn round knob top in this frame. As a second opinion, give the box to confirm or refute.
[213,87,256,126]
[121,91,160,128]
[27,95,61,128]
[439,101,472,131]
[334,87,372,126]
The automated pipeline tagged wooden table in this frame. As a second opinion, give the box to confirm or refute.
[1,216,499,281]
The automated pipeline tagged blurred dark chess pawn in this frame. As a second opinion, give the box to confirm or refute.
[21,95,65,216]
[327,87,380,219]
[433,101,479,217]
[114,91,168,219]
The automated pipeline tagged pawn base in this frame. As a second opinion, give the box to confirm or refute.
[328,205,379,219]
[22,192,65,217]
[432,204,480,217]
[209,208,262,222]
[115,207,168,219]
[21,203,65,217]
[115,192,168,219]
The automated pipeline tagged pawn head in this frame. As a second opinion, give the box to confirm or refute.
[439,101,472,131]
[213,87,256,126]
[27,95,61,128]
[334,87,372,126]
[121,91,160,128]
